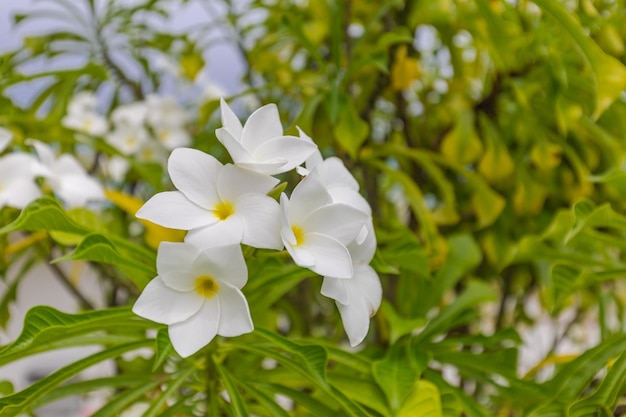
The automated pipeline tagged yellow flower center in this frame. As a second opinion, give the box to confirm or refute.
[194,275,219,299]
[214,201,234,220]
[82,119,93,131]
[291,225,305,246]
[158,130,171,143]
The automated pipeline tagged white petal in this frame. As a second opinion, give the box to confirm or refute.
[168,298,219,357]
[157,242,202,291]
[193,244,248,289]
[297,127,323,169]
[0,153,41,180]
[303,233,353,278]
[328,187,372,215]
[136,191,217,230]
[337,298,371,347]
[321,277,350,304]
[217,164,278,202]
[55,154,88,176]
[217,284,254,337]
[235,160,288,175]
[285,243,316,268]
[1,179,41,209]
[168,148,221,208]
[289,174,331,223]
[240,103,283,152]
[348,220,377,264]
[280,193,297,246]
[0,127,12,153]
[184,216,244,247]
[302,203,369,245]
[133,277,204,325]
[55,174,105,208]
[215,127,254,164]
[338,265,382,346]
[29,139,56,168]
[236,194,283,250]
[252,136,317,174]
[220,98,243,140]
[317,157,359,190]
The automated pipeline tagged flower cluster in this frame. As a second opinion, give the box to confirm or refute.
[0,128,105,209]
[133,99,382,357]
[62,92,192,181]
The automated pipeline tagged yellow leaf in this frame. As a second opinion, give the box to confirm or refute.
[530,142,562,172]
[440,111,483,165]
[398,380,443,417]
[513,178,548,216]
[180,52,205,81]
[472,185,506,229]
[390,45,420,91]
[105,189,185,250]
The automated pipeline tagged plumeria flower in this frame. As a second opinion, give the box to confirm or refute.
[154,126,191,150]
[62,92,108,136]
[215,98,317,175]
[280,172,369,278]
[136,147,283,249]
[105,125,149,155]
[133,242,253,357]
[321,220,382,346]
[111,102,148,128]
[0,127,13,153]
[29,140,105,208]
[0,152,43,209]
[145,94,190,129]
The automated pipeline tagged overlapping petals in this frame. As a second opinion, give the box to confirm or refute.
[0,153,43,209]
[133,242,253,357]
[216,98,317,175]
[280,173,369,278]
[136,147,283,250]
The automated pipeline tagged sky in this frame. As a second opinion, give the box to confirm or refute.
[0,0,245,103]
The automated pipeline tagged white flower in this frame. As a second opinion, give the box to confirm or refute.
[29,140,105,208]
[154,126,191,150]
[133,242,253,357]
[104,155,130,182]
[111,102,148,128]
[136,148,283,250]
[280,172,369,278]
[215,98,317,175]
[145,95,190,128]
[0,152,42,209]
[62,92,108,136]
[0,127,13,153]
[105,125,149,155]
[321,220,382,346]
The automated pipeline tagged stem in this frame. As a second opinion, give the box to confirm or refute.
[46,258,96,310]
[205,349,220,416]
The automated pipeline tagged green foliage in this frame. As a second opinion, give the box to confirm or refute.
[1,0,626,415]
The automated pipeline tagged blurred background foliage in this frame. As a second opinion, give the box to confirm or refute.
[2,0,626,416]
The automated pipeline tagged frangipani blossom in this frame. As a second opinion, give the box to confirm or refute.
[321,221,382,346]
[280,172,369,278]
[215,98,317,175]
[62,92,108,136]
[136,148,283,250]
[145,94,190,129]
[154,126,191,150]
[133,242,253,357]
[29,140,105,208]
[105,125,150,155]
[0,127,13,153]
[0,153,43,209]
[111,102,148,128]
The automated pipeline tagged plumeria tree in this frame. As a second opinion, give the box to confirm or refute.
[2,0,626,416]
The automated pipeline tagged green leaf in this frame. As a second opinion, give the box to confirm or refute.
[414,281,497,344]
[255,329,329,389]
[550,264,581,309]
[52,233,154,287]
[0,306,149,366]
[532,0,626,118]
[424,370,491,417]
[242,382,291,417]
[142,367,195,417]
[153,328,174,371]
[216,363,249,417]
[334,98,369,159]
[0,340,151,416]
[329,373,390,416]
[89,380,160,417]
[569,351,626,417]
[373,342,421,412]
[250,382,335,416]
[398,380,443,417]
[49,207,107,245]
[0,197,88,235]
